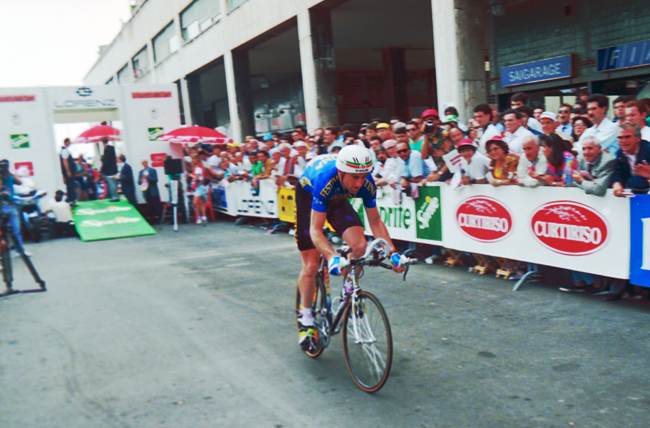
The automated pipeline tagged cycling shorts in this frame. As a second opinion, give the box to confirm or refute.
[294,183,363,252]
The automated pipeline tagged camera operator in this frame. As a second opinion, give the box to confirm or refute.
[0,159,30,256]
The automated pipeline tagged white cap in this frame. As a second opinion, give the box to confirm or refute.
[382,139,397,149]
[540,111,557,122]
[278,143,292,151]
[290,149,299,157]
[269,148,280,155]
[293,141,307,148]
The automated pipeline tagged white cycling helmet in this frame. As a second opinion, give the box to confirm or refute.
[336,145,373,174]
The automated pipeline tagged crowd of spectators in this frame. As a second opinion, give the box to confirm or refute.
[177,90,650,299]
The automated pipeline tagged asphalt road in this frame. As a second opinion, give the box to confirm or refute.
[1,220,649,428]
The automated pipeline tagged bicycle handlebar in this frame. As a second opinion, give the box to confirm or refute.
[347,239,416,281]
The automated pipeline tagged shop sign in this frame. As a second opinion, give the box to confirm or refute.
[501,55,572,87]
[530,201,609,256]
[456,196,513,243]
[150,153,166,168]
[597,39,650,72]
[629,194,650,287]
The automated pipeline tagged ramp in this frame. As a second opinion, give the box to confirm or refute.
[72,199,156,242]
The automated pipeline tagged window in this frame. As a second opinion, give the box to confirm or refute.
[117,64,131,84]
[227,0,248,11]
[153,21,178,64]
[132,46,149,79]
[180,0,221,42]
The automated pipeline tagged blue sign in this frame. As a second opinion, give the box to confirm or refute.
[630,194,650,287]
[501,56,572,87]
[598,39,650,72]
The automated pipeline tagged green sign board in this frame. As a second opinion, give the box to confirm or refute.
[414,186,442,241]
[148,127,164,141]
[72,199,156,242]
[10,134,29,149]
[350,197,365,229]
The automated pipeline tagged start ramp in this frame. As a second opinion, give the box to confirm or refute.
[72,199,156,242]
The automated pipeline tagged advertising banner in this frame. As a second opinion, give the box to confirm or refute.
[630,194,650,287]
[441,185,629,279]
[10,134,29,149]
[212,179,278,219]
[361,185,443,245]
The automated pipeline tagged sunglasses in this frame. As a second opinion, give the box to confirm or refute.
[397,149,409,154]
[406,128,417,132]
[559,110,570,114]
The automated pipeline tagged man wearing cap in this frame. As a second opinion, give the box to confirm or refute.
[503,109,534,155]
[376,123,393,142]
[515,135,548,188]
[292,141,309,176]
[380,139,403,187]
[539,111,572,143]
[456,139,490,185]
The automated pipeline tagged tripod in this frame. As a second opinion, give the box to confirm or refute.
[0,210,46,297]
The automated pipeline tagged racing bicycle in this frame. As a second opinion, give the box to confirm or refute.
[295,238,412,393]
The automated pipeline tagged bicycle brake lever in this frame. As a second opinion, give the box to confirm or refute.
[402,263,410,282]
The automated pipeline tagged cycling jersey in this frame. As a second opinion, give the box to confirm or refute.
[299,154,377,213]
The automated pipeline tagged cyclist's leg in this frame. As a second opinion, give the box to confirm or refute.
[327,199,366,258]
[298,249,319,309]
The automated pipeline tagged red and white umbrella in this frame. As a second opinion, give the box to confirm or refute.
[159,126,232,145]
[74,125,121,144]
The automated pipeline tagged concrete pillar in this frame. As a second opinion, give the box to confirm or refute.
[298,8,338,130]
[431,0,486,122]
[186,74,203,126]
[382,48,409,122]
[179,77,193,125]
[225,49,255,142]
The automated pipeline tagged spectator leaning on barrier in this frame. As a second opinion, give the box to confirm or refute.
[571,116,592,147]
[292,141,309,176]
[372,147,393,187]
[537,133,578,187]
[503,109,534,155]
[625,100,650,141]
[556,103,574,136]
[516,136,548,188]
[612,122,650,196]
[381,139,403,188]
[457,139,489,185]
[579,94,620,154]
[397,141,430,191]
[570,136,615,197]
[486,137,519,186]
[474,103,501,155]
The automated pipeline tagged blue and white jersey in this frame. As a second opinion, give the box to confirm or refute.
[299,154,377,213]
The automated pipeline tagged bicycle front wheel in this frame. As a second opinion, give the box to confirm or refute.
[342,291,393,393]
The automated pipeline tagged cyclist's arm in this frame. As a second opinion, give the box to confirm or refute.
[309,210,337,261]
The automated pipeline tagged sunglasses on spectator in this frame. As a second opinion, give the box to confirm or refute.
[487,147,502,152]
[397,149,409,154]
[559,109,570,114]
[406,128,417,132]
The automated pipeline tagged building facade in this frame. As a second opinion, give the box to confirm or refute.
[85,0,650,143]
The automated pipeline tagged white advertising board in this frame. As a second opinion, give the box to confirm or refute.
[212,179,278,219]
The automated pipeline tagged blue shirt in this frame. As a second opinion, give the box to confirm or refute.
[1,174,17,200]
[299,154,377,213]
[401,151,430,178]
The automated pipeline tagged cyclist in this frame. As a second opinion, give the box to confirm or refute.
[295,145,404,353]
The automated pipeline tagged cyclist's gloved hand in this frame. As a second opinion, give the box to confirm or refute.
[328,256,349,276]
[391,253,409,267]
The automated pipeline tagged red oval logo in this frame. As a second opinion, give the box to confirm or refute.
[456,196,513,242]
[530,201,609,256]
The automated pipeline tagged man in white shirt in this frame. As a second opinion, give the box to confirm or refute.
[44,190,75,237]
[473,103,501,155]
[516,136,548,188]
[510,92,543,133]
[578,94,620,154]
[625,100,650,142]
[503,109,533,155]
[292,141,309,176]
[380,139,404,187]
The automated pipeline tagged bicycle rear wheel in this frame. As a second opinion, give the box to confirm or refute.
[342,291,393,393]
[295,274,329,358]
